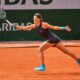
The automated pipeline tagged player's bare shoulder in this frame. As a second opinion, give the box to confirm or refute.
[42,22,49,29]
[42,22,49,25]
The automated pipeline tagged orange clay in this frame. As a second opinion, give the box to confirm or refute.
[0,46,80,80]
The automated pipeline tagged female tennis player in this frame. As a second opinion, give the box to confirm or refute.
[8,13,80,71]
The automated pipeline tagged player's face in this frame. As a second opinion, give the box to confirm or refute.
[33,16,40,24]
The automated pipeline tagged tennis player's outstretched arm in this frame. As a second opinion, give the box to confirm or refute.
[44,23,71,32]
[9,23,35,31]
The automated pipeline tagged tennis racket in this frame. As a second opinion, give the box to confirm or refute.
[0,8,11,24]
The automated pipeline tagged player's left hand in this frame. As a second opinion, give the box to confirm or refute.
[8,23,13,28]
[66,26,71,32]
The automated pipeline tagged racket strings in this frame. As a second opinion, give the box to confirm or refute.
[0,9,6,19]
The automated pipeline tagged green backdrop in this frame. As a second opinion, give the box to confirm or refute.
[0,9,80,41]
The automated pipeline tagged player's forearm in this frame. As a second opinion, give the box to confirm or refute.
[54,26,66,30]
[16,25,28,30]
[10,23,32,31]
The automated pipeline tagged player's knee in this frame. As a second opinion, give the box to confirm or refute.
[38,47,44,53]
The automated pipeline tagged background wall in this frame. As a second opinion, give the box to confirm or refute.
[0,0,80,41]
[0,9,80,41]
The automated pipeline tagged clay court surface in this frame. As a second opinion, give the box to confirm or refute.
[0,41,80,80]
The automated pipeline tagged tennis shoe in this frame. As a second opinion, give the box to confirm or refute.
[77,58,80,65]
[34,64,45,71]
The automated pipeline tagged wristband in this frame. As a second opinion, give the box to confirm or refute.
[61,26,66,30]
[13,23,17,28]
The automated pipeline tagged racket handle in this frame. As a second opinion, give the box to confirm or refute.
[6,20,11,24]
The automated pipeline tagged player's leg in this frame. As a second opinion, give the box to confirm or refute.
[56,41,80,64]
[34,41,55,71]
